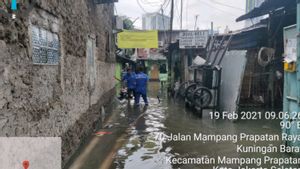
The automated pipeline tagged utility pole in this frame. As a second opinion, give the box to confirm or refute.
[180,0,183,30]
[211,22,214,36]
[169,0,174,43]
[194,15,199,30]
[168,0,175,90]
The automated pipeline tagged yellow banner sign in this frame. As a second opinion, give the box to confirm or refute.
[117,30,158,49]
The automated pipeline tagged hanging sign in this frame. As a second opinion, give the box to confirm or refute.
[118,30,158,49]
[179,30,209,49]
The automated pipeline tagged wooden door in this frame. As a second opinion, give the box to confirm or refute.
[150,64,159,80]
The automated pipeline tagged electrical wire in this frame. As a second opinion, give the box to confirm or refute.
[141,0,162,5]
[137,0,169,13]
[141,0,164,7]
[136,0,242,30]
[137,0,149,13]
[140,0,166,8]
[175,0,181,25]
[141,0,157,4]
[211,0,244,11]
[198,0,241,17]
[161,0,171,12]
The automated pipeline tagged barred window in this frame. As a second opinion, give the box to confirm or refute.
[30,25,60,65]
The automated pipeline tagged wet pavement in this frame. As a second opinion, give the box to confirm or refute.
[67,82,297,169]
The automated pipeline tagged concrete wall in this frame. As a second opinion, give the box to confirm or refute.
[0,0,116,165]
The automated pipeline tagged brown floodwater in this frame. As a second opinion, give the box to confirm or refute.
[67,82,298,169]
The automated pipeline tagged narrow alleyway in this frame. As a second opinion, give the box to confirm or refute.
[2,1,300,168]
[67,82,297,169]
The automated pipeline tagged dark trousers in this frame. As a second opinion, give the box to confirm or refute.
[128,88,135,99]
[135,92,148,105]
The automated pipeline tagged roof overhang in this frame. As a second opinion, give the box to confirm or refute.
[236,0,296,22]
[229,24,268,50]
[211,24,268,50]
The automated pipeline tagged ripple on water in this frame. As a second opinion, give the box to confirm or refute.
[112,96,173,169]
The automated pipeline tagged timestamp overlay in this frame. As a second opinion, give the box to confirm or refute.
[0,137,61,169]
[154,111,300,169]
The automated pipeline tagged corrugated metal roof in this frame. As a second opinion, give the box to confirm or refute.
[229,25,268,50]
[209,23,268,50]
[236,0,296,22]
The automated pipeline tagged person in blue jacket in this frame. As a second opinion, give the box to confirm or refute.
[122,67,136,99]
[134,66,149,106]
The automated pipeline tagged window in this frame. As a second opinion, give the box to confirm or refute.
[30,25,60,65]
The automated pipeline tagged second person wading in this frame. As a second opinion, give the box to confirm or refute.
[134,66,149,106]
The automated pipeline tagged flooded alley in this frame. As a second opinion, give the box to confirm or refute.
[3,0,300,169]
[66,83,298,169]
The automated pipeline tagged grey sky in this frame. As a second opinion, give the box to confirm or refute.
[115,0,246,32]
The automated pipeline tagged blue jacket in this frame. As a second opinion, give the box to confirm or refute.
[135,72,149,94]
[122,72,136,89]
